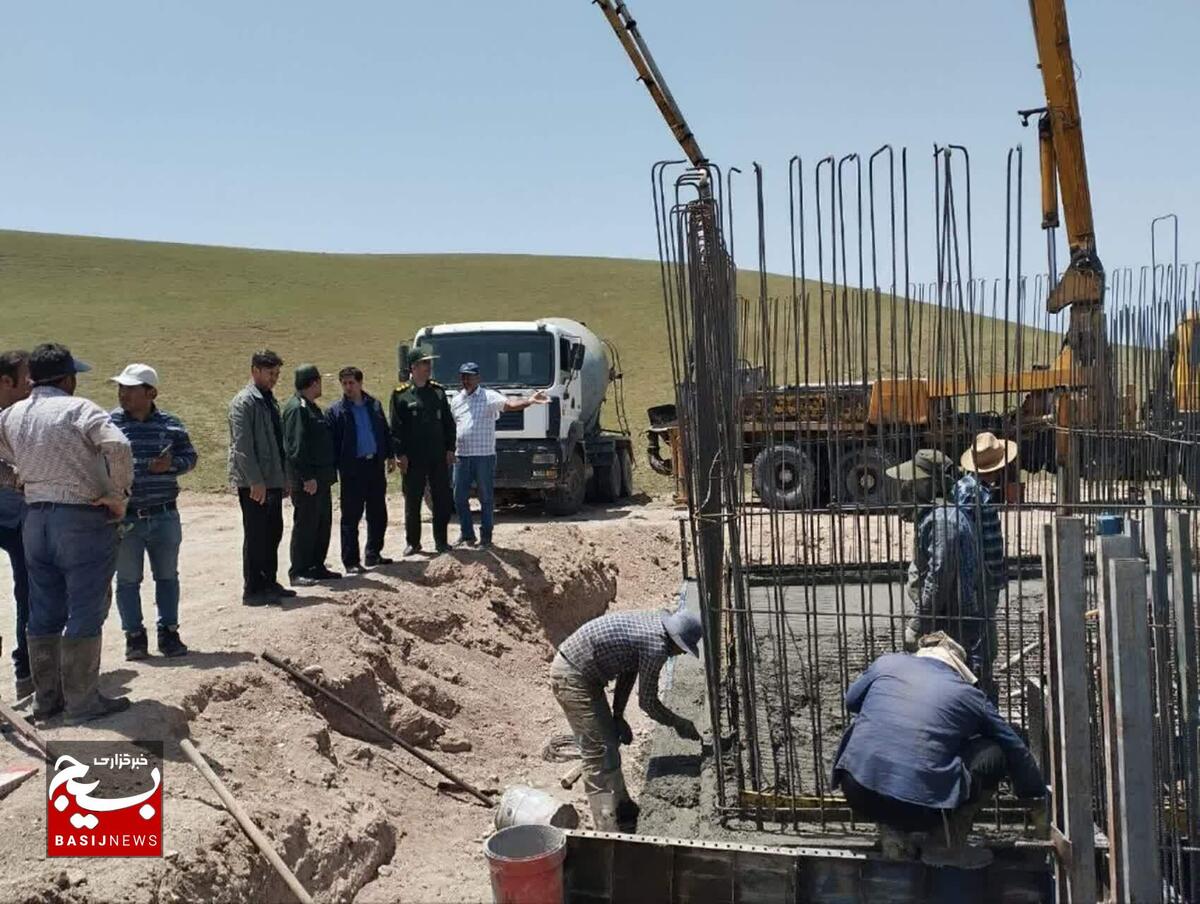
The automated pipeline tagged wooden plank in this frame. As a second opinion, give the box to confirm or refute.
[1107,557,1162,902]
[1170,510,1200,902]
[1042,523,1069,904]
[1052,517,1097,904]
[0,698,47,756]
[1096,534,1136,900]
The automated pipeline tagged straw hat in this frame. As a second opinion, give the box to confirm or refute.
[961,432,1018,474]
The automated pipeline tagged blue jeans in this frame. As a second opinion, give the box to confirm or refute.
[115,509,183,633]
[0,521,30,680]
[454,455,496,541]
[23,504,117,639]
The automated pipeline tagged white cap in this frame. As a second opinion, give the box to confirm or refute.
[110,364,159,388]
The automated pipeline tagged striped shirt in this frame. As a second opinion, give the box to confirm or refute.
[450,387,507,457]
[109,406,198,510]
[954,473,1007,593]
[0,386,133,505]
[557,611,675,724]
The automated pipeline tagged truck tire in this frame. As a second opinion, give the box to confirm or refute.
[752,445,815,510]
[592,456,622,503]
[834,448,899,508]
[618,447,633,498]
[545,451,587,515]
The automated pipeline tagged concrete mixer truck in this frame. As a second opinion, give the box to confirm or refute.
[398,318,634,515]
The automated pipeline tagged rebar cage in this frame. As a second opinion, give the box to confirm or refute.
[655,146,1200,891]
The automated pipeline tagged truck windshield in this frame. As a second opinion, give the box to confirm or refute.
[422,332,555,388]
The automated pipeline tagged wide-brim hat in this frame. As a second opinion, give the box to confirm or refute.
[661,609,702,658]
[961,432,1018,474]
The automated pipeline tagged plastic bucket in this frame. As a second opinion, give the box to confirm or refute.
[484,824,566,904]
[494,785,579,831]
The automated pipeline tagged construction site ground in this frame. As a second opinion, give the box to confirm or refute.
[0,491,686,904]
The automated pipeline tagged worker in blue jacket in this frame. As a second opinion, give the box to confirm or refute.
[831,632,1045,870]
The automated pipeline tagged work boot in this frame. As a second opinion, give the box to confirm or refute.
[125,629,149,661]
[921,803,993,870]
[616,797,640,833]
[268,582,297,599]
[878,824,920,860]
[156,626,189,658]
[309,566,342,580]
[587,789,621,832]
[364,554,393,566]
[26,634,64,721]
[61,635,131,726]
[14,675,34,701]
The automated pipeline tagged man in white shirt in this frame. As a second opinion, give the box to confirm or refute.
[449,362,547,547]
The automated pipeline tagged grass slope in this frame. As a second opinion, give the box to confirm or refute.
[1,231,679,491]
[1,230,1060,493]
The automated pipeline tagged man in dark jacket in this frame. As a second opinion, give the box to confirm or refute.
[228,349,294,606]
[282,365,339,586]
[326,366,394,573]
[389,347,456,555]
[832,632,1045,869]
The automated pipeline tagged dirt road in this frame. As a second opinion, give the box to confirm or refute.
[0,492,685,903]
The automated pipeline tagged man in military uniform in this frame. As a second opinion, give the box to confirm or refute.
[389,348,456,555]
[282,364,341,585]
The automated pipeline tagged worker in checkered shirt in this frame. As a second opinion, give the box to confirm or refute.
[551,609,703,832]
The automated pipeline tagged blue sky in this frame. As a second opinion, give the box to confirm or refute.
[3,0,1196,278]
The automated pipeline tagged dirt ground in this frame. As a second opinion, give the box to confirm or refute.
[0,491,686,904]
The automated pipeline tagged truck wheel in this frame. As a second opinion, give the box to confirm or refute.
[545,451,587,515]
[618,447,633,498]
[834,448,899,508]
[592,457,622,503]
[751,445,815,510]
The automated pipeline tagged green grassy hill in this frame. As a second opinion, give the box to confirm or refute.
[1,230,1062,494]
[1,230,685,492]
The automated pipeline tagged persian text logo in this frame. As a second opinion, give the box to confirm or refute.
[46,741,163,857]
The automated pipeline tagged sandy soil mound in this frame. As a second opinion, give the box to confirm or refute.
[0,498,683,904]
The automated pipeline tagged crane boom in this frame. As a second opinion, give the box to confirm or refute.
[1028,0,1104,317]
[593,0,706,168]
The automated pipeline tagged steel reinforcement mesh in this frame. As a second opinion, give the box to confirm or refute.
[654,149,1200,890]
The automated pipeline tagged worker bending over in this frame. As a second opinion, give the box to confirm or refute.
[832,632,1045,869]
[551,609,703,832]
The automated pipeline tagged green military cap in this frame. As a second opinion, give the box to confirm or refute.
[407,346,438,367]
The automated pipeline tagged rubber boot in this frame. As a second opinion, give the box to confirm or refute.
[26,634,64,720]
[878,824,920,861]
[587,768,625,832]
[62,635,130,726]
[921,803,994,870]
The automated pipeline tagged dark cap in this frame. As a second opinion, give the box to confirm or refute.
[294,364,321,390]
[28,343,92,386]
[459,362,480,376]
[407,346,438,367]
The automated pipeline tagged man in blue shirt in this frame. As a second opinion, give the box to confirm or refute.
[0,349,32,698]
[832,633,1044,868]
[109,364,198,660]
[326,366,395,573]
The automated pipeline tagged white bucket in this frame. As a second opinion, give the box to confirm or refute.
[494,785,580,831]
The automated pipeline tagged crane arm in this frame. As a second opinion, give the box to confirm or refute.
[593,0,706,168]
[1028,0,1104,316]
